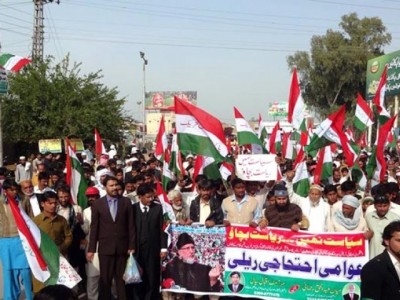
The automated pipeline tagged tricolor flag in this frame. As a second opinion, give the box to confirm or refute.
[66,141,88,208]
[313,146,333,185]
[219,161,235,181]
[293,161,310,197]
[288,67,305,130]
[306,105,356,167]
[168,133,186,178]
[0,53,31,72]
[161,161,176,192]
[234,107,266,154]
[373,65,391,121]
[269,122,281,154]
[192,155,221,181]
[7,195,81,288]
[354,93,374,131]
[94,128,107,157]
[154,115,169,161]
[282,131,296,160]
[366,115,397,181]
[175,97,228,162]
[155,181,176,223]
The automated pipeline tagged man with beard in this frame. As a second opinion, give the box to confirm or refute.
[20,179,42,218]
[15,156,32,184]
[262,185,303,231]
[163,233,221,294]
[188,179,223,227]
[327,195,371,239]
[82,186,101,300]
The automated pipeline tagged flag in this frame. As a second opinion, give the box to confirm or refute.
[94,128,107,157]
[288,67,305,130]
[0,53,31,72]
[219,161,234,181]
[269,121,281,154]
[169,133,186,178]
[357,132,368,149]
[373,65,391,121]
[313,146,333,185]
[293,161,310,197]
[354,93,374,131]
[192,155,221,181]
[154,115,169,161]
[366,115,397,181]
[7,196,81,288]
[234,107,266,154]
[161,161,176,192]
[155,181,176,223]
[175,97,228,162]
[306,105,356,167]
[282,131,296,160]
[66,141,88,208]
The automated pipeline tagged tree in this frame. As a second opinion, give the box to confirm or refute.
[287,13,391,117]
[1,56,130,144]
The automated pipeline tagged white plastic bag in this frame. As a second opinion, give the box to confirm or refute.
[123,253,142,284]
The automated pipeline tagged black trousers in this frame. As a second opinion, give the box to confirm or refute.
[98,253,128,300]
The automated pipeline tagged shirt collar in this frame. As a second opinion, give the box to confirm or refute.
[106,195,118,202]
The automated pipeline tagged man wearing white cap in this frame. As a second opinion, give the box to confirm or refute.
[327,195,371,238]
[286,171,330,232]
[15,156,32,184]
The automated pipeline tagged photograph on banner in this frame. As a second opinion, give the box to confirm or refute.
[235,154,278,181]
[162,224,226,295]
[224,225,368,300]
[145,91,197,111]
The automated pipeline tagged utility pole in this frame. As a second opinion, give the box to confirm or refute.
[32,0,60,61]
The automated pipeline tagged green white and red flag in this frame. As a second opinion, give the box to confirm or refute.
[154,115,169,161]
[234,107,266,154]
[366,115,397,181]
[175,97,228,162]
[282,132,296,160]
[306,105,356,167]
[219,161,235,181]
[288,67,305,130]
[373,65,391,121]
[155,181,176,223]
[7,195,81,288]
[357,132,368,149]
[168,133,186,178]
[355,93,374,131]
[293,161,310,197]
[161,160,175,192]
[192,155,221,181]
[94,128,107,157]
[0,53,31,72]
[313,146,333,185]
[66,141,88,208]
[269,121,281,154]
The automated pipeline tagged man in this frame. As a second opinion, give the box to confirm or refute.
[20,179,42,218]
[221,178,261,227]
[366,195,400,259]
[328,195,371,238]
[15,156,32,184]
[82,186,101,300]
[343,284,359,300]
[361,221,400,299]
[34,171,52,194]
[324,184,339,218]
[188,179,223,227]
[287,172,330,232]
[33,190,73,292]
[261,185,304,231]
[87,175,135,300]
[0,179,33,300]
[227,271,244,293]
[130,183,167,299]
[31,162,46,187]
[163,232,221,292]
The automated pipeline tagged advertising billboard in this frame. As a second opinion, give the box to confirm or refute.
[268,101,288,117]
[145,91,197,111]
[366,50,400,100]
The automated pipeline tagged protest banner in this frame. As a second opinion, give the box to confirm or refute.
[162,224,368,300]
[235,154,278,181]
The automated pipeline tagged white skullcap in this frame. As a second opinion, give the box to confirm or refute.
[342,195,360,209]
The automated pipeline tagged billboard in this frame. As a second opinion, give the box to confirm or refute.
[268,101,288,117]
[145,91,197,111]
[366,50,400,100]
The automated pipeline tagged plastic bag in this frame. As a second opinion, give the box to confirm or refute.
[123,253,142,284]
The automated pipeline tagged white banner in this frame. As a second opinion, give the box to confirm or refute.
[235,154,278,181]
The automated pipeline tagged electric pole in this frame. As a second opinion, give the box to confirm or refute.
[32,0,60,61]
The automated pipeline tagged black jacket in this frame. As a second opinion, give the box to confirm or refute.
[189,195,223,225]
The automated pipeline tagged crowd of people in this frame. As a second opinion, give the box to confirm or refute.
[1,145,400,299]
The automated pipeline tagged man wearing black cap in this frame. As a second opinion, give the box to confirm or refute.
[261,185,304,231]
[163,232,221,294]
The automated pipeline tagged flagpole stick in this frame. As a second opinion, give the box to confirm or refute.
[368,101,373,149]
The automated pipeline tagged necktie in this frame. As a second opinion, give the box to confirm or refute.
[234,285,237,292]
[110,200,117,221]
[144,206,148,214]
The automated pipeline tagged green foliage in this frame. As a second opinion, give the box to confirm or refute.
[287,13,391,117]
[1,56,130,144]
